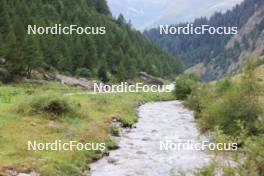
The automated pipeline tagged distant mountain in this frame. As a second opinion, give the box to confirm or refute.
[145,0,264,81]
[107,0,243,30]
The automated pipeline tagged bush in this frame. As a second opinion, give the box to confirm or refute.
[0,68,11,83]
[16,94,83,120]
[239,136,264,175]
[215,77,233,94]
[110,125,120,136]
[175,74,198,100]
[43,99,70,115]
[105,137,118,150]
[199,86,261,135]
[193,163,217,176]
[75,68,91,78]
[190,60,262,135]
[185,84,214,119]
[183,59,264,176]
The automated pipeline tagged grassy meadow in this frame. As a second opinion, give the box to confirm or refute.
[0,82,174,175]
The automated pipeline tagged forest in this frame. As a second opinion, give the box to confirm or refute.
[145,0,264,80]
[0,0,182,83]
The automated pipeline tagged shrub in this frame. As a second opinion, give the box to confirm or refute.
[16,94,82,120]
[105,137,118,150]
[193,163,217,176]
[239,136,264,175]
[110,125,120,136]
[215,77,233,94]
[199,86,261,135]
[222,166,237,176]
[0,68,11,83]
[175,74,198,100]
[43,99,70,115]
[194,60,262,135]
[119,117,134,128]
[185,84,214,119]
[75,68,91,78]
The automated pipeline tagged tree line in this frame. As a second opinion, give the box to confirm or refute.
[0,0,182,82]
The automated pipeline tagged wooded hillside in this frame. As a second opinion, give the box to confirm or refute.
[0,0,182,82]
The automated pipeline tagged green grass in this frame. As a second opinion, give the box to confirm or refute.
[110,125,120,136]
[0,82,174,175]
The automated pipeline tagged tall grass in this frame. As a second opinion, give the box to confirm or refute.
[15,94,85,120]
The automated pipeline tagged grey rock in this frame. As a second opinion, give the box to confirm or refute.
[0,67,10,81]
[142,137,151,141]
[17,172,40,176]
[0,58,6,65]
[107,157,118,164]
[139,72,163,85]
[136,151,146,155]
[55,74,102,90]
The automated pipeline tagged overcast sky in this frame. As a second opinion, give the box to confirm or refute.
[107,0,244,30]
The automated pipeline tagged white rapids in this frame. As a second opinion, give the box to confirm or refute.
[90,101,212,176]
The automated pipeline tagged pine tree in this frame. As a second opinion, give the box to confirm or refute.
[95,0,110,15]
[98,55,109,82]
[23,36,42,78]
[6,32,25,76]
[84,37,97,70]
[0,34,6,56]
[0,0,11,35]
[117,14,126,26]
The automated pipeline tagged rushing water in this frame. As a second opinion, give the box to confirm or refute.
[91,101,212,176]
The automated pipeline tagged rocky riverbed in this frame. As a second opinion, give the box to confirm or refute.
[91,101,212,176]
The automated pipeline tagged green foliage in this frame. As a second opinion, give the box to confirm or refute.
[222,166,237,176]
[119,117,135,128]
[185,59,264,176]
[175,74,198,100]
[110,125,120,136]
[184,84,213,119]
[23,36,43,78]
[16,94,83,120]
[215,77,233,94]
[240,136,264,175]
[105,137,118,150]
[193,163,217,176]
[75,68,91,78]
[98,63,109,83]
[186,60,262,135]
[200,87,260,135]
[0,0,181,82]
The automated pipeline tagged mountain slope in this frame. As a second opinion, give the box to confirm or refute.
[0,0,182,82]
[107,0,243,30]
[145,0,264,81]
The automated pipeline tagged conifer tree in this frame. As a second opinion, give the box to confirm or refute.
[23,36,42,78]
[0,0,11,35]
